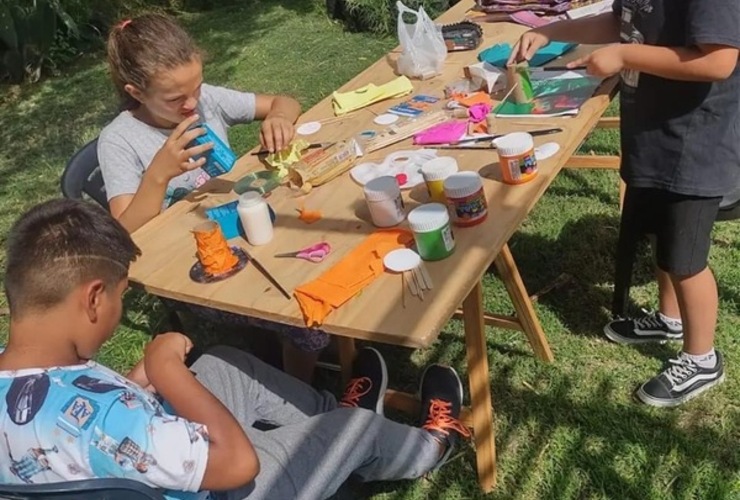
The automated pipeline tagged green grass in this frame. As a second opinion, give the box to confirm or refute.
[1,1,740,498]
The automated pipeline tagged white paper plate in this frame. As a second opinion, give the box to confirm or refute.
[297,121,322,136]
[384,249,421,273]
[373,113,399,125]
[349,149,438,189]
[535,142,560,161]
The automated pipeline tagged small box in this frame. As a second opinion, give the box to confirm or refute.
[191,124,237,177]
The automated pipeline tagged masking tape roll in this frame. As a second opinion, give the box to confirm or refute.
[233,171,281,195]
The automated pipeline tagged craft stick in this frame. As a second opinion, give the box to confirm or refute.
[242,248,292,300]
[406,270,419,297]
[419,263,433,290]
[412,268,424,301]
[401,273,406,309]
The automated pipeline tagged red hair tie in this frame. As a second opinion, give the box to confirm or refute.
[119,19,132,29]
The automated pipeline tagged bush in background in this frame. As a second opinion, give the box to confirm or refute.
[327,0,458,34]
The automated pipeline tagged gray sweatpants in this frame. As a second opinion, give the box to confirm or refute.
[191,346,440,500]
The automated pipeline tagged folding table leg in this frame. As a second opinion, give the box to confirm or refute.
[494,244,554,363]
[462,282,497,492]
[337,337,356,385]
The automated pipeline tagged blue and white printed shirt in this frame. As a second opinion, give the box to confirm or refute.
[0,359,210,499]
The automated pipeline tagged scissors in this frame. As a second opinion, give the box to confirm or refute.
[274,242,331,263]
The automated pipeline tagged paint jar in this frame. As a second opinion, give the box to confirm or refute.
[364,176,405,227]
[421,157,458,203]
[495,132,538,185]
[237,191,274,246]
[444,171,488,227]
[407,203,455,261]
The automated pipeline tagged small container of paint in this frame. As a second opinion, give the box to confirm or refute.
[364,176,405,227]
[494,132,538,185]
[407,203,455,261]
[421,157,458,203]
[444,172,488,227]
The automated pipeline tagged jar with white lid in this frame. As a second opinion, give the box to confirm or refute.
[364,176,405,227]
[237,191,274,246]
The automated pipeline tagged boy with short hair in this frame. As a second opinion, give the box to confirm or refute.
[510,0,740,406]
[0,199,469,499]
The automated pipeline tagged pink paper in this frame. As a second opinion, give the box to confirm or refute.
[413,121,468,145]
[468,103,492,123]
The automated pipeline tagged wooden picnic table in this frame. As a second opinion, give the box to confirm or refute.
[129,0,618,492]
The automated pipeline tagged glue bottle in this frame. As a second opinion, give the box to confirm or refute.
[237,192,273,246]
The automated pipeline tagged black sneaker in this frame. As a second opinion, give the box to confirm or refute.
[604,311,683,344]
[418,365,471,469]
[338,347,387,415]
[636,351,725,407]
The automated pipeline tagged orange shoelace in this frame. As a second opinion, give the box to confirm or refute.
[338,377,372,408]
[422,399,471,438]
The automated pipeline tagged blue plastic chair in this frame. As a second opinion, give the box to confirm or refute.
[0,478,164,499]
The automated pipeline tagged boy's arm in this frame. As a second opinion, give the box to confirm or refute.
[145,333,259,491]
[254,94,302,154]
[509,12,621,64]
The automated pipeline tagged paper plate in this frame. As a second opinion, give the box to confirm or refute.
[350,149,437,189]
[190,247,249,283]
[535,142,560,161]
[373,113,399,126]
[384,249,421,273]
[296,121,322,136]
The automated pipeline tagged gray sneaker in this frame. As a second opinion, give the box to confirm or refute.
[636,351,725,407]
[604,311,683,344]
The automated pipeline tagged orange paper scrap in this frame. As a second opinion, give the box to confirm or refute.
[193,222,238,275]
[455,91,494,108]
[294,229,414,327]
[298,207,323,224]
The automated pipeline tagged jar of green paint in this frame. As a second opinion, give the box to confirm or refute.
[407,203,455,261]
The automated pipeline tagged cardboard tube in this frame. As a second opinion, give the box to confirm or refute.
[193,221,238,275]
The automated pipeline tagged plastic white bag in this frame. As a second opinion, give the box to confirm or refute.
[396,1,447,80]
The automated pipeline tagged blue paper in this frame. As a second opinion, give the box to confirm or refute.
[477,42,576,68]
[190,124,237,177]
[206,200,276,240]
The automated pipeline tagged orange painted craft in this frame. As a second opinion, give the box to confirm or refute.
[193,221,239,275]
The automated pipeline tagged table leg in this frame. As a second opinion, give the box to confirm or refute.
[462,281,497,492]
[494,244,554,363]
[337,337,356,385]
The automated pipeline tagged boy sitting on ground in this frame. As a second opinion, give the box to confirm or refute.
[0,199,469,499]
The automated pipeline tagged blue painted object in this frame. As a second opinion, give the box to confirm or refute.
[477,42,576,68]
[191,124,237,177]
[206,200,276,240]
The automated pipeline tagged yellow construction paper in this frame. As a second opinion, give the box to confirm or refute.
[266,140,311,177]
[332,76,414,116]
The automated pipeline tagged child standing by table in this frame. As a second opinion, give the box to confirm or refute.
[97,13,328,382]
[510,0,740,407]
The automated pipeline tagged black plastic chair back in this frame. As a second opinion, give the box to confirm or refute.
[0,478,165,499]
[60,138,109,210]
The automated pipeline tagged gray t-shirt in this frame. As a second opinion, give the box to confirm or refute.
[98,83,256,208]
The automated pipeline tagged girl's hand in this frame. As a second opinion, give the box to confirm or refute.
[260,113,295,154]
[567,44,625,77]
[149,114,214,184]
[508,30,551,66]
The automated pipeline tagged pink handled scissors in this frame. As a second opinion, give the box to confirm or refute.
[274,242,331,263]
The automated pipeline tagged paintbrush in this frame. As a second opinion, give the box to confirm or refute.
[242,247,292,299]
[437,127,564,150]
[251,142,335,156]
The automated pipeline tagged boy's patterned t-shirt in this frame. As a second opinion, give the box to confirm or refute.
[0,360,211,500]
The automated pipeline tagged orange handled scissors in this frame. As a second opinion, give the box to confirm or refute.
[274,242,331,263]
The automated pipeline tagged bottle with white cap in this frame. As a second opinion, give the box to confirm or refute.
[363,176,405,227]
[237,191,274,246]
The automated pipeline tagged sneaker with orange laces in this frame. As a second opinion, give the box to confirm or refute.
[419,364,470,468]
[338,347,388,415]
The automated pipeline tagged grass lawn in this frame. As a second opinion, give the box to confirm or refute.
[1,1,739,498]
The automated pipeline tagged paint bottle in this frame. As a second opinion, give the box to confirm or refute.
[237,191,274,246]
[421,157,459,203]
[444,172,488,227]
[494,132,538,185]
[364,176,405,227]
[407,203,455,261]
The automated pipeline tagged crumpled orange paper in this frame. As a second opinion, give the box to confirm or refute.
[294,229,413,327]
[194,224,238,275]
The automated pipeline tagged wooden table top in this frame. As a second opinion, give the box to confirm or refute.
[129,0,617,348]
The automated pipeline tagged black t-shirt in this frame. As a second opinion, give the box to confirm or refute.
[614,0,740,197]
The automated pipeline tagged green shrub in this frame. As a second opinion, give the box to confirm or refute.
[328,0,458,34]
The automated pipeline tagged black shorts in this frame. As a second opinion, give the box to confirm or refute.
[621,187,721,276]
